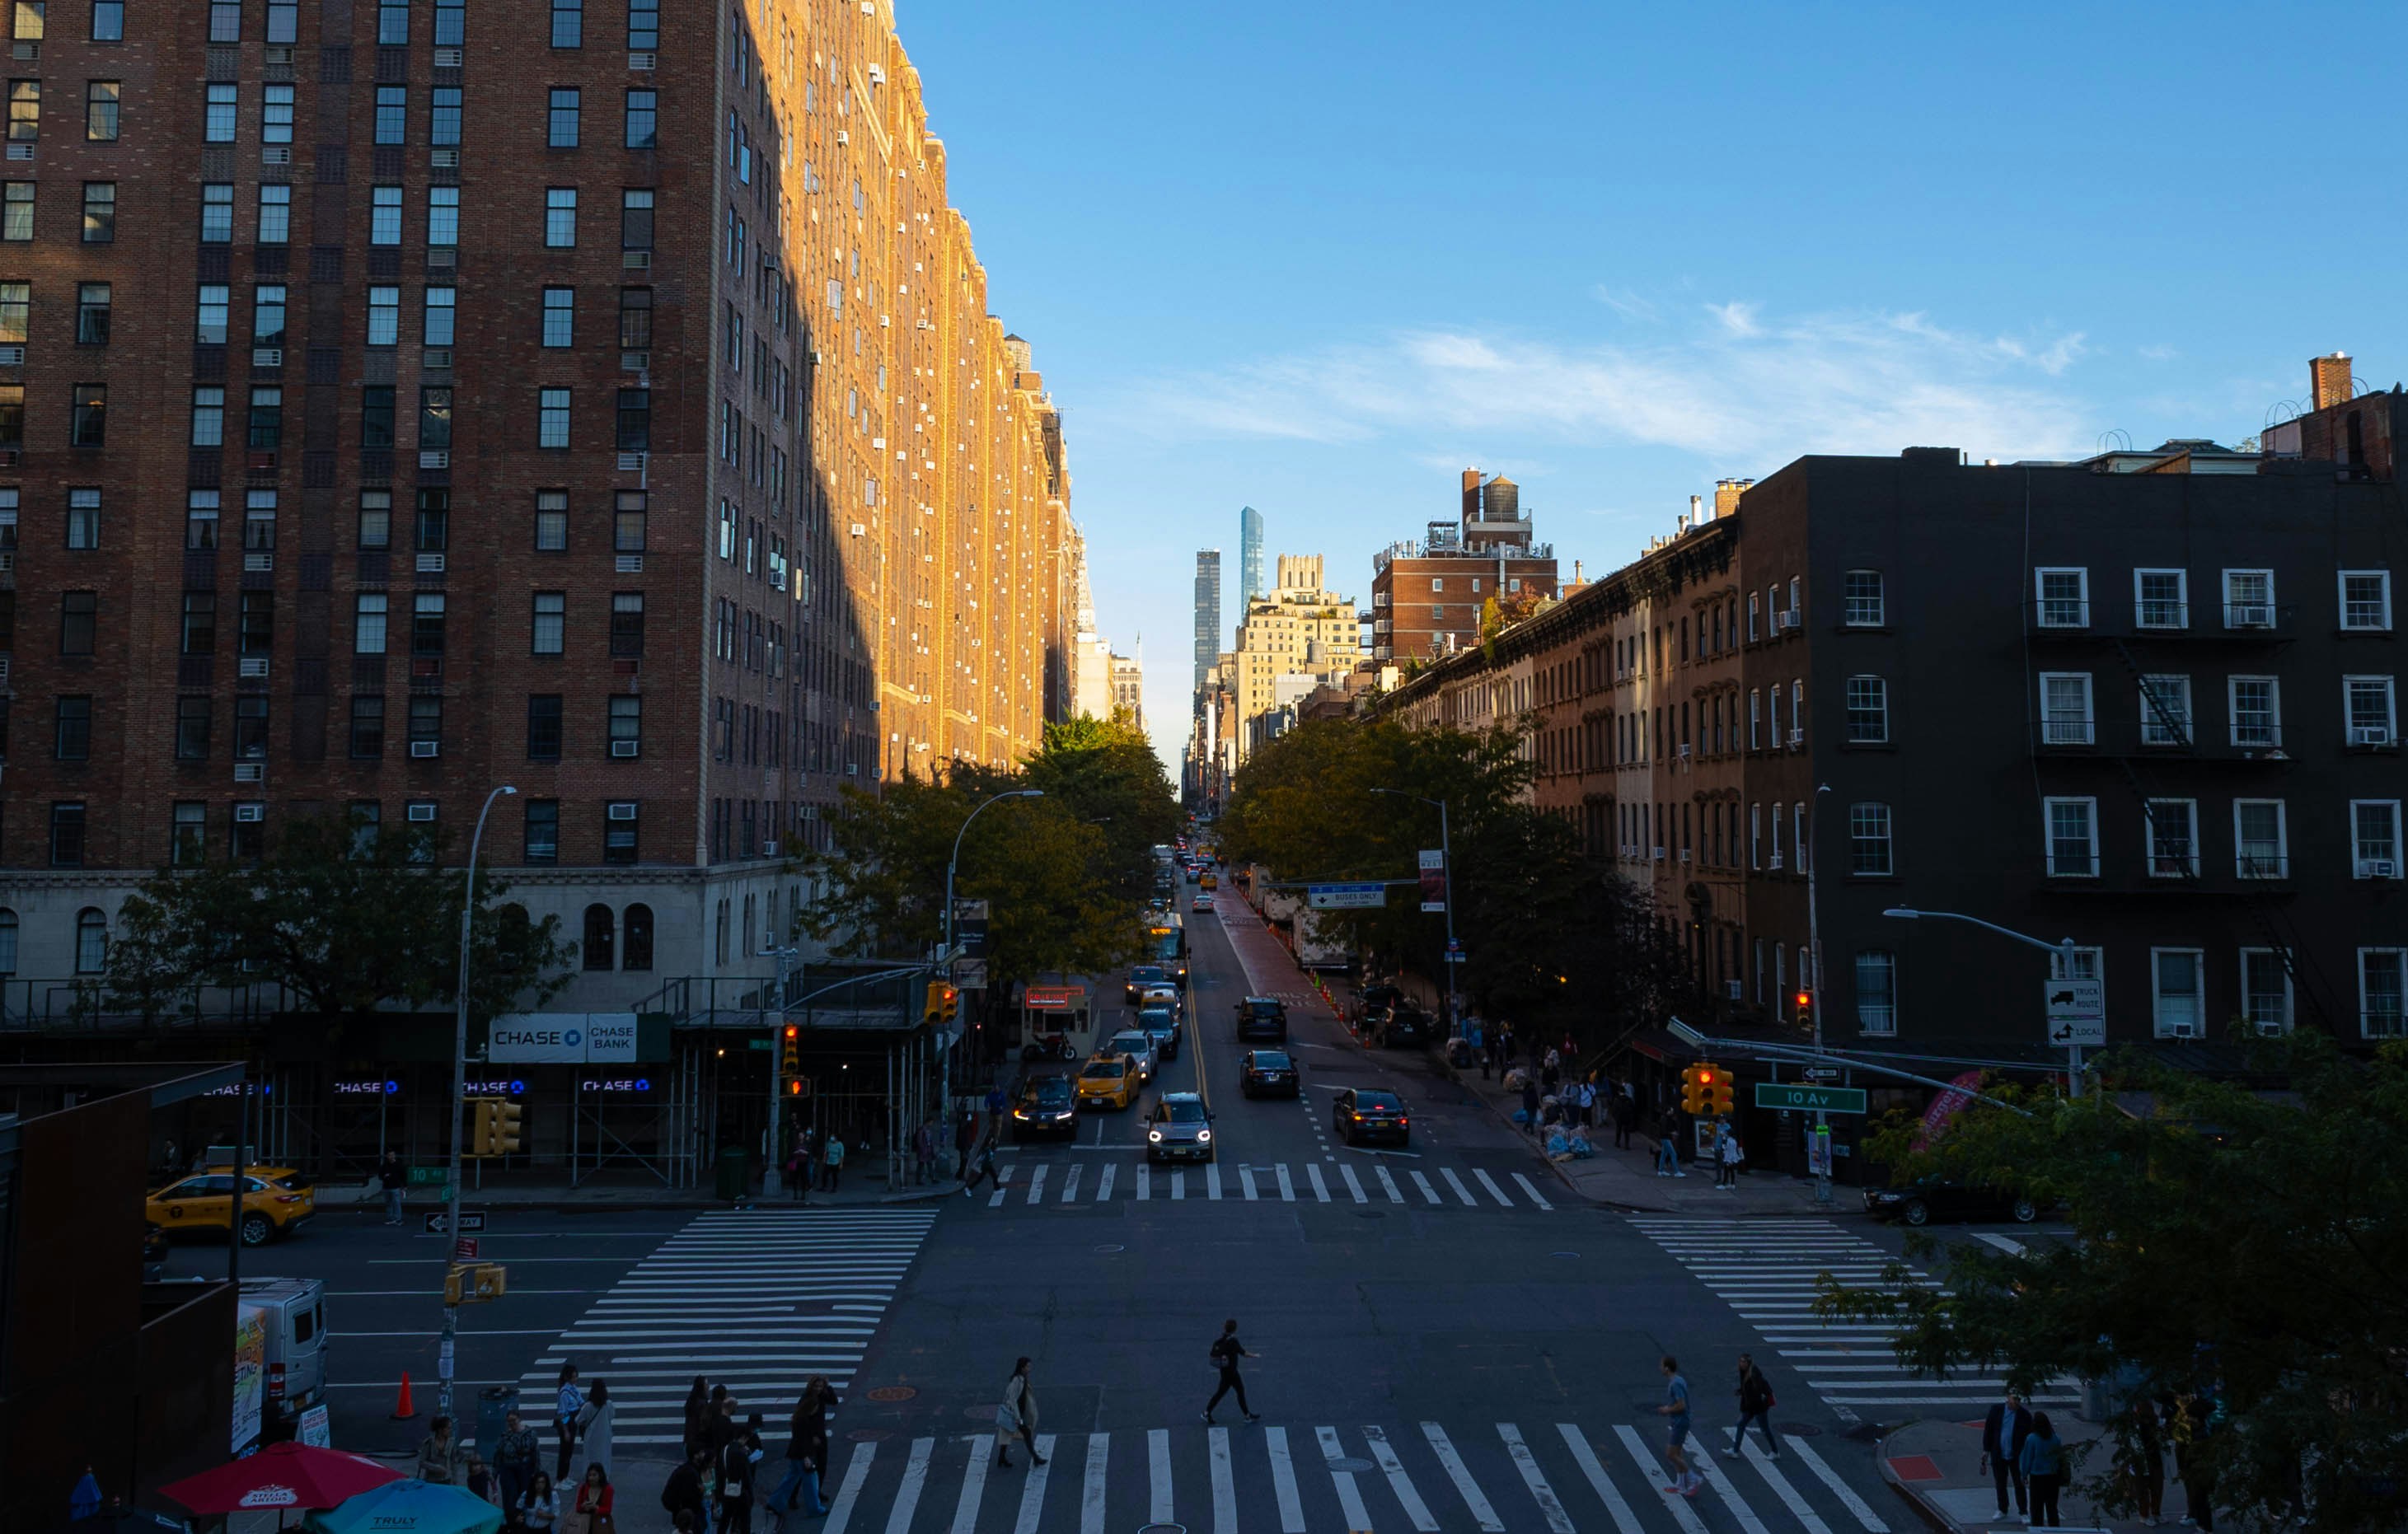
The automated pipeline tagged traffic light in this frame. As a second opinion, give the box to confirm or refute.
[1794,988,1812,1017]
[493,1099,522,1154]
[468,1098,497,1157]
[1680,1064,1709,1116]
[924,981,958,1026]
[780,1023,800,1077]
[443,1265,466,1305]
[939,984,958,1024]
[1709,1071,1735,1119]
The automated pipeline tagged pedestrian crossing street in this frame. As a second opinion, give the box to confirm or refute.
[976,1155,1558,1210]
[519,1209,938,1447]
[1628,1218,2078,1420]
[812,1416,1892,1534]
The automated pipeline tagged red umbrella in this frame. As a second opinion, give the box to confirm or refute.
[160,1442,404,1515]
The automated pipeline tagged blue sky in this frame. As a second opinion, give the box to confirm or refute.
[902,1,2408,769]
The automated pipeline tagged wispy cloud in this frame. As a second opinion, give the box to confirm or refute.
[1103,303,2099,466]
[1593,286,1661,321]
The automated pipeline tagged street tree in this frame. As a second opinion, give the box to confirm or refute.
[1817,1033,2408,1533]
[100,811,576,1022]
[1024,712,1183,907]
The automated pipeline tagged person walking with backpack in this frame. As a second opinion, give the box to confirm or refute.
[1726,1353,1781,1458]
[2019,1412,2067,1528]
[995,1358,1046,1468]
[1201,1319,1261,1424]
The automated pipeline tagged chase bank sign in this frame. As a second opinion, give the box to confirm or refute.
[488,1013,641,1064]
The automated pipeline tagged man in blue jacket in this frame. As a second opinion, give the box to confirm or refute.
[1980,1391,2036,1521]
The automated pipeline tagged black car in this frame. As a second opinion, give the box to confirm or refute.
[1234,995,1288,1042]
[1010,1075,1080,1141]
[1124,965,1170,1005]
[1374,1006,1436,1049]
[1333,1087,1409,1147]
[1239,1049,1300,1097]
[1865,1177,2044,1227]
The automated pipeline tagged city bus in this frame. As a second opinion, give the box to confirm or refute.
[1146,913,1188,988]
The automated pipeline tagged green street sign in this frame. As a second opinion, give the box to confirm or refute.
[1754,1083,1867,1115]
[406,1166,450,1186]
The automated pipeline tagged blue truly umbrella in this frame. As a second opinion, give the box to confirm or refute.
[301,1480,502,1534]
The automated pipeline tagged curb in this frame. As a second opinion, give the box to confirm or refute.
[1431,1054,1660,1212]
[1874,1422,1959,1534]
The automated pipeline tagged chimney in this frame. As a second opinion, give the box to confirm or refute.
[1462,467,1483,523]
[2312,352,2354,412]
[1689,494,1703,531]
[1713,478,1753,518]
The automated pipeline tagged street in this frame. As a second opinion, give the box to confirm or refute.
[163,882,2070,1532]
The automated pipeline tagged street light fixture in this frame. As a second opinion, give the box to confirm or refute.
[439,782,515,1421]
[1368,788,1456,1030]
[940,789,1043,1115]
[1881,906,2087,1097]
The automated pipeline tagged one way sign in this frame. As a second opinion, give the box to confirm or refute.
[2043,978,2106,1046]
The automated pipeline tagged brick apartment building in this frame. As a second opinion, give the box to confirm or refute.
[0,0,1077,1017]
[1368,467,1558,663]
[1380,365,2408,1096]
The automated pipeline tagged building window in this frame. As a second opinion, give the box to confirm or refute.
[180,590,215,652]
[65,283,108,349]
[621,188,654,250]
[523,798,560,863]
[531,590,565,654]
[529,487,568,551]
[1747,689,1760,751]
[615,386,651,452]
[2345,676,2397,746]
[2229,676,2281,747]
[2134,568,2187,629]
[2234,798,2288,879]
[1748,802,1760,869]
[2240,948,2292,1034]
[406,694,440,751]
[53,693,91,760]
[190,386,227,447]
[2138,673,2191,746]
[626,0,655,49]
[526,694,562,760]
[2354,800,2403,879]
[613,491,646,553]
[1848,802,1892,876]
[232,693,268,758]
[2035,567,2089,628]
[256,183,289,243]
[1854,951,1895,1035]
[74,905,108,970]
[203,81,237,142]
[174,695,210,758]
[547,86,579,147]
[625,87,655,148]
[172,803,208,865]
[49,802,87,866]
[339,695,380,759]
[1840,569,1884,627]
[607,695,640,756]
[2044,796,2097,877]
[2362,949,2407,1038]
[582,904,615,970]
[2,178,30,239]
[373,84,406,144]
[622,903,654,970]
[246,386,281,451]
[358,489,391,549]
[7,78,37,141]
[366,285,400,346]
[260,82,293,144]
[418,386,450,449]
[411,592,445,656]
[376,0,407,44]
[544,186,577,246]
[195,283,232,345]
[2039,671,2094,746]
[253,283,287,346]
[2340,569,2393,632]
[361,385,395,449]
[65,487,99,549]
[423,285,456,346]
[609,592,644,657]
[603,802,638,863]
[427,185,458,246]
[538,389,569,448]
[541,287,574,347]
[550,0,580,46]
[59,589,95,654]
[351,592,387,655]
[89,0,119,40]
[2223,568,2276,629]
[85,78,117,140]
[370,184,402,245]
[2144,798,2198,878]
[2151,948,2204,1038]
[617,286,652,348]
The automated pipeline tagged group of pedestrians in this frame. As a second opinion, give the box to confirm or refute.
[1984,1387,2218,1530]
[1655,1354,1783,1499]
[779,1129,850,1200]
[413,1364,617,1532]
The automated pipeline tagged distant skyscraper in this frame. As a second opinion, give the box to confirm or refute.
[1193,551,1223,690]
[1239,506,1266,602]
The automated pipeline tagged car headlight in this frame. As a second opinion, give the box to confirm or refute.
[1014,1109,1031,1119]
[1197,1129,1211,1143]
[1052,1110,1075,1121]
[1148,1129,1164,1143]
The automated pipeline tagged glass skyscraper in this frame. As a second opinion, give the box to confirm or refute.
[1193,550,1223,690]
[1239,505,1265,602]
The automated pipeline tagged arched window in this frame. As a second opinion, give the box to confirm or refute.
[0,908,17,975]
[74,907,109,974]
[621,904,654,971]
[714,899,729,965]
[582,904,616,970]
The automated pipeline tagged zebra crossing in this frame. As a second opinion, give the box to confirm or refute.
[1628,1218,2078,1419]
[811,1415,1892,1534]
[518,1209,938,1447]
[974,1155,1557,1210]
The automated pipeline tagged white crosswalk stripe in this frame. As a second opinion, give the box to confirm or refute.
[1442,1167,1480,1205]
[1023,1163,1047,1205]
[1339,1162,1369,1203]
[1057,1165,1080,1202]
[1376,1164,1406,1203]
[1628,1217,2078,1413]
[1093,1163,1115,1201]
[1207,1162,1223,1200]
[1307,1162,1332,1201]
[519,1209,935,1448]
[811,1415,1886,1532]
[956,1157,1559,1213]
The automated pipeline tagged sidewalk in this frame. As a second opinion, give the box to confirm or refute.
[1882,1414,2159,1534]
[315,1156,963,1215]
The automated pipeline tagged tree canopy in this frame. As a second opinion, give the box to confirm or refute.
[101,811,575,1022]
[1818,1033,2408,1533]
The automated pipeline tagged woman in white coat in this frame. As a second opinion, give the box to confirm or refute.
[995,1358,1044,1470]
[577,1379,615,1479]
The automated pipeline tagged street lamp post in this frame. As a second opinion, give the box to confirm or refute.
[1369,789,1455,1030]
[1803,784,1832,1204]
[439,783,515,1422]
[941,789,1043,1123]
[761,944,798,1196]
[1881,906,2086,1097]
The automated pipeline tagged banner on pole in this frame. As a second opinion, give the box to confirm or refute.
[1418,849,1446,912]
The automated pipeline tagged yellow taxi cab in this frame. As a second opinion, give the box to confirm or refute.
[1075,1053,1138,1111]
[146,1167,316,1246]
[1199,871,1218,891]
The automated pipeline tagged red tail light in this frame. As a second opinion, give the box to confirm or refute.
[269,1362,286,1397]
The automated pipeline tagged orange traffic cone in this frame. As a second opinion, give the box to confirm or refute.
[391,1371,416,1420]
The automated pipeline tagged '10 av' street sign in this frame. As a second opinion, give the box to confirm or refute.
[1754,1083,1868,1115]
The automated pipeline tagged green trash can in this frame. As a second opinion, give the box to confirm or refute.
[714,1144,750,1200]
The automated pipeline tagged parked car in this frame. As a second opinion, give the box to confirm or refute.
[1234,996,1288,1042]
[1145,1092,1215,1163]
[1332,1087,1410,1148]
[1239,1050,1300,1098]
[1865,1177,2045,1226]
[1010,1074,1079,1140]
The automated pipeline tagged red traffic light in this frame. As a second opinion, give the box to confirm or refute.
[782,1024,799,1041]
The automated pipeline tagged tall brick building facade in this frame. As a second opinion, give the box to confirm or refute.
[0,0,1075,1007]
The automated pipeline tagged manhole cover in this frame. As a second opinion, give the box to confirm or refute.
[1326,1456,1375,1473]
[866,1386,916,1402]
[1778,1423,1824,1437]
[1137,1526,1187,1534]
[846,1429,890,1443]
[1094,1243,1126,1253]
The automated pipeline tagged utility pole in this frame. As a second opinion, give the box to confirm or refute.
[762,945,798,1196]
[1370,789,1455,1029]
[943,789,1042,1125]
[1804,784,1832,1204]
[439,783,514,1423]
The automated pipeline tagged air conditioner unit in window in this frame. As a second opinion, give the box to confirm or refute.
[836,130,850,146]
[234,802,265,823]
[410,740,440,758]
[1651,846,1665,862]
[761,839,778,857]
[430,147,459,169]
[423,348,452,370]
[2364,859,2400,879]
[239,656,269,678]
[628,50,657,70]
[415,552,445,573]
[2231,604,2274,628]
[621,351,650,372]
[1676,744,1692,760]
[265,44,293,62]
[1789,727,1806,747]
[611,740,639,757]
[12,40,36,58]
[262,147,290,166]
[247,451,278,470]
[1769,854,1786,870]
[1725,980,1744,1000]
[621,250,652,270]
[1678,848,1692,863]
[607,802,639,821]
[849,522,865,536]
[428,247,457,267]
[433,44,461,64]
[252,348,283,367]
[419,450,449,470]
[5,143,32,161]
[406,802,438,822]
[0,552,12,573]
[244,552,273,572]
[616,451,646,471]
[0,344,23,366]
[234,762,265,783]
[2351,726,2393,746]
[616,553,644,573]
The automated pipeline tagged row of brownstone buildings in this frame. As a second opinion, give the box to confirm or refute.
[1381,358,2408,1077]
